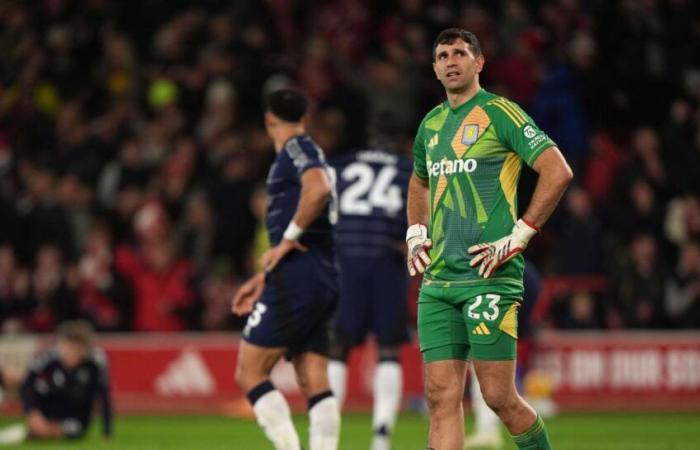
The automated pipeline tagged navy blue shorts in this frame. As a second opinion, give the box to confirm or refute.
[333,255,410,348]
[243,251,339,360]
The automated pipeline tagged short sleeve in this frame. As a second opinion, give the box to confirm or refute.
[412,123,428,180]
[487,98,556,167]
[285,137,325,176]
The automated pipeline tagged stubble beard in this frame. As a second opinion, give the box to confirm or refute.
[444,75,474,95]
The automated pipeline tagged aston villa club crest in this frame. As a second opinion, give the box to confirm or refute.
[462,124,479,145]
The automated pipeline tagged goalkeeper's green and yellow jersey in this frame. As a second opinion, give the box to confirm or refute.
[413,88,556,295]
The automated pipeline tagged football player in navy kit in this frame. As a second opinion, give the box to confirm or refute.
[327,112,412,450]
[232,89,340,450]
[13,320,112,442]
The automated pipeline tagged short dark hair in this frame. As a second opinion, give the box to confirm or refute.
[57,320,94,347]
[368,110,403,150]
[265,89,307,122]
[370,110,402,138]
[432,28,482,61]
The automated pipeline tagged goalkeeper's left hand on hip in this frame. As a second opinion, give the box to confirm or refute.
[468,218,539,278]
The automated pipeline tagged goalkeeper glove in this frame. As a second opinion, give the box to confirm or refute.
[406,224,432,276]
[468,219,539,279]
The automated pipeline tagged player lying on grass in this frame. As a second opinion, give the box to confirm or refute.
[0,320,112,445]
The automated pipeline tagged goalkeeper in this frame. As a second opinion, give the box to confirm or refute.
[406,28,572,450]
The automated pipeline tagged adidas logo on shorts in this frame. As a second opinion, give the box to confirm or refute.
[472,322,491,335]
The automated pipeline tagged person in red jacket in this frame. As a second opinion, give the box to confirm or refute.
[115,201,195,331]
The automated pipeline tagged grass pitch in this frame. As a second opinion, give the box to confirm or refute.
[0,412,699,449]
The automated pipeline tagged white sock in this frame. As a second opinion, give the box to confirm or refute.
[252,389,302,450]
[0,424,27,445]
[327,360,348,409]
[309,395,340,450]
[372,361,402,435]
[470,366,500,436]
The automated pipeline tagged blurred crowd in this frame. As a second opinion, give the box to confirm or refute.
[0,0,699,333]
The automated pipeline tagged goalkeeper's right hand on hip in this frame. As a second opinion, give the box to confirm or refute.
[406,224,432,276]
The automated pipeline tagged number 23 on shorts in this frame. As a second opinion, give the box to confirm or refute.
[464,294,520,343]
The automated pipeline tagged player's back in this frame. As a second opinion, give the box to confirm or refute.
[330,147,412,348]
[331,148,411,260]
[266,134,336,261]
[245,133,339,357]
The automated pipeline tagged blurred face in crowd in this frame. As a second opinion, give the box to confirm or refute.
[630,234,657,269]
[86,226,111,256]
[58,338,89,369]
[186,195,212,228]
[632,127,659,157]
[679,242,700,276]
[566,187,591,219]
[36,245,61,271]
[630,179,654,213]
[432,39,484,94]
[0,246,15,276]
[570,291,595,323]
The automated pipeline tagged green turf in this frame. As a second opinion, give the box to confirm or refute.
[1,412,699,449]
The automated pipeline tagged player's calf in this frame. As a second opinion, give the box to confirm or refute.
[371,350,403,450]
[247,380,302,450]
[308,390,340,450]
[474,361,552,449]
[425,361,467,450]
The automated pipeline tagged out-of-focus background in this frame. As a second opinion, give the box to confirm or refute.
[0,0,699,447]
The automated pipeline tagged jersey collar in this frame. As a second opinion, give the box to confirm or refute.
[445,88,486,113]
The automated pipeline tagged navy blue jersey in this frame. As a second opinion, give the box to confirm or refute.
[331,148,411,259]
[20,347,112,438]
[266,134,337,254]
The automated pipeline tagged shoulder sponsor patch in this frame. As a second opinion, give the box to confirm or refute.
[523,125,536,138]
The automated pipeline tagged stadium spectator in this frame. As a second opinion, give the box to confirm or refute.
[77,223,132,331]
[665,240,700,328]
[665,195,700,248]
[661,98,700,196]
[25,245,80,332]
[611,178,666,243]
[608,233,668,329]
[174,191,216,276]
[557,291,604,330]
[96,139,152,211]
[15,165,74,263]
[616,127,667,195]
[114,202,195,331]
[581,132,625,203]
[0,245,31,332]
[552,186,602,274]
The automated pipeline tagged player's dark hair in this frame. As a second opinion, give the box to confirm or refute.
[369,110,403,136]
[369,110,402,150]
[57,320,94,347]
[432,28,482,61]
[265,89,307,122]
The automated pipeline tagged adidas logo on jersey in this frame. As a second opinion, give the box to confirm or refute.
[427,134,439,150]
[427,157,477,178]
[154,349,217,396]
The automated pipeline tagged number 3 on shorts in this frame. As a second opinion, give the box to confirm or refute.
[467,294,500,321]
[247,302,268,328]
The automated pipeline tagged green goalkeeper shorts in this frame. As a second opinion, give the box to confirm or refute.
[417,284,521,363]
